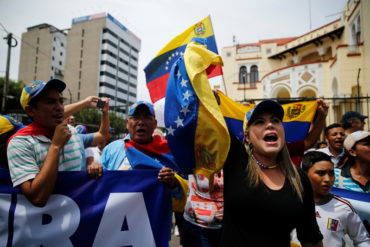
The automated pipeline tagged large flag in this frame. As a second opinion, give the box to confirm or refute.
[144,16,222,126]
[125,135,179,171]
[164,38,229,181]
[0,169,171,247]
[217,90,254,142]
[281,101,318,143]
[216,90,318,144]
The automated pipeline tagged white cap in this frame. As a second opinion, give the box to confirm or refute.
[344,130,370,150]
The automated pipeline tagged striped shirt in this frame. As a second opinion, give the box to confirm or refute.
[334,166,370,193]
[7,126,93,187]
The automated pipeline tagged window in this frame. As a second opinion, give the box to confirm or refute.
[54,37,56,41]
[82,29,85,37]
[60,52,63,56]
[79,71,82,79]
[78,92,80,101]
[350,15,362,46]
[78,81,81,90]
[266,48,271,54]
[250,65,259,87]
[226,52,231,57]
[35,56,38,64]
[52,56,55,61]
[81,39,84,48]
[239,66,247,84]
[80,60,82,68]
[59,61,62,66]
[36,47,39,54]
[51,66,54,71]
[53,46,55,51]
[61,42,64,47]
[34,66,37,73]
[37,37,39,44]
[80,50,83,58]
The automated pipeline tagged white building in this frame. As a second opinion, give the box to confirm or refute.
[64,13,141,115]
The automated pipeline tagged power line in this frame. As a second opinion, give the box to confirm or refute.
[0,22,9,34]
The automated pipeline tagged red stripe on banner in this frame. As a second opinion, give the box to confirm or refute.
[146,73,170,103]
[206,65,223,78]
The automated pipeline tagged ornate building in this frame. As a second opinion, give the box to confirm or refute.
[222,0,369,126]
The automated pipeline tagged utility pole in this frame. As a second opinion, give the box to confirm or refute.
[1,33,18,113]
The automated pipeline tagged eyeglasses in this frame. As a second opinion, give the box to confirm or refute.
[128,115,155,122]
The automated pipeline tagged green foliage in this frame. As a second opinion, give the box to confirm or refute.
[0,77,25,113]
[74,109,126,139]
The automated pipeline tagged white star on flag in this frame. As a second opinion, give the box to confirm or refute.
[166,125,175,136]
[180,105,191,116]
[183,90,192,101]
[174,116,184,127]
[176,69,181,79]
[180,78,188,88]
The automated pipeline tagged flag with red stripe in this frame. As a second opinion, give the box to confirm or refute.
[144,16,222,126]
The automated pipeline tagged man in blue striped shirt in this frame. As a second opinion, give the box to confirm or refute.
[7,79,110,207]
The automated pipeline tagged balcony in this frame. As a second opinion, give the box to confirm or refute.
[261,61,324,99]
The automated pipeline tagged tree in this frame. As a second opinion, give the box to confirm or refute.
[74,109,126,140]
[0,78,25,114]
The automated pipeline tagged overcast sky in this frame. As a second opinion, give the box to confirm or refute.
[0,0,347,101]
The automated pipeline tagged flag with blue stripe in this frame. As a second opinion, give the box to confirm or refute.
[281,101,318,142]
[0,169,171,247]
[331,187,370,223]
[164,38,229,180]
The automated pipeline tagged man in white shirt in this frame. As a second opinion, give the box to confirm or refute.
[319,123,346,167]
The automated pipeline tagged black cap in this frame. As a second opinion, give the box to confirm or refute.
[341,111,368,122]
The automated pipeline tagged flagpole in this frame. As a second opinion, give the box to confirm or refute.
[208,15,228,96]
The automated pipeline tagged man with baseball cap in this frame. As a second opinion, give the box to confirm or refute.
[334,130,370,193]
[341,111,368,136]
[0,115,25,169]
[95,101,187,212]
[7,79,110,207]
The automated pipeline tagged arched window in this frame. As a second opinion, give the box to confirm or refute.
[239,66,247,84]
[250,65,259,87]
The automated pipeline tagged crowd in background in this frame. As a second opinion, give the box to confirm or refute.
[0,78,369,247]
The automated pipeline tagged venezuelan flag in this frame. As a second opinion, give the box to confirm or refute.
[124,136,179,171]
[215,93,317,144]
[144,16,220,104]
[164,38,229,180]
[217,91,254,142]
[282,101,317,143]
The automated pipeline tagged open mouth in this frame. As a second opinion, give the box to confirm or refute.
[264,133,278,143]
[334,141,343,146]
[136,128,146,134]
[54,114,64,122]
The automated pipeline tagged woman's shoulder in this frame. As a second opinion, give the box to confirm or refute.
[294,166,311,185]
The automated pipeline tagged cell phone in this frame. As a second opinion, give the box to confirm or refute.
[96,100,106,109]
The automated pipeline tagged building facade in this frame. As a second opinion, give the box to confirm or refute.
[64,13,141,115]
[222,0,369,127]
[18,24,67,83]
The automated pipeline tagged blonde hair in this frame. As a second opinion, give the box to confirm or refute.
[244,141,304,203]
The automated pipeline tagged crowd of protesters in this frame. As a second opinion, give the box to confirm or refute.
[0,78,369,246]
